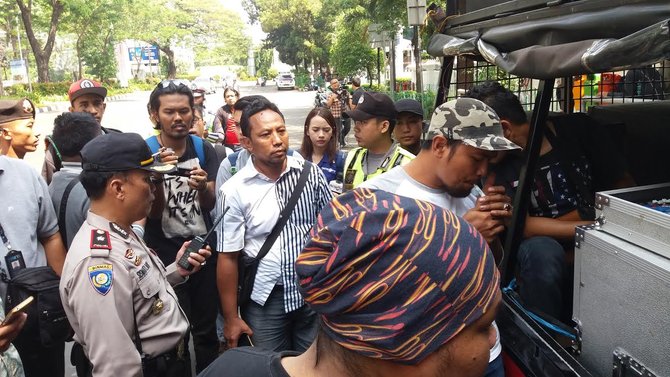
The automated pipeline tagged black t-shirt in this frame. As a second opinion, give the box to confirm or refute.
[144,136,219,265]
[490,113,626,220]
[492,149,591,218]
[199,348,299,377]
[352,87,365,105]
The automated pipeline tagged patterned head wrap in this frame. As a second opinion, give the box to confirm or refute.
[297,188,500,365]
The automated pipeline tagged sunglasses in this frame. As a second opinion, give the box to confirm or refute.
[158,79,192,89]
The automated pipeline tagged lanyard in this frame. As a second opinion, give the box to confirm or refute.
[0,222,12,250]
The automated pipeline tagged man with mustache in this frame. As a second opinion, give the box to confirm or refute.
[215,98,332,352]
[60,132,211,377]
[142,80,220,373]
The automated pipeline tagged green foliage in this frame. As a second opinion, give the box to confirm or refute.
[267,67,278,78]
[255,47,273,77]
[329,7,376,78]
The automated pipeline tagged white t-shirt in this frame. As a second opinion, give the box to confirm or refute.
[360,165,502,362]
[359,165,480,217]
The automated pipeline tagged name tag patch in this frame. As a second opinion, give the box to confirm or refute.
[89,264,113,295]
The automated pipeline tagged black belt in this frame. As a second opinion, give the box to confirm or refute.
[142,345,186,377]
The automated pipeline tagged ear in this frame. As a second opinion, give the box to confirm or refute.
[101,102,107,112]
[431,135,448,157]
[68,106,74,112]
[150,110,159,126]
[241,135,253,153]
[379,119,390,134]
[500,119,513,138]
[108,176,126,200]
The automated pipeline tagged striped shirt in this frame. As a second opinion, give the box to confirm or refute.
[217,156,332,312]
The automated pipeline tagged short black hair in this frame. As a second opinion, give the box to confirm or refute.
[232,95,268,113]
[148,80,194,129]
[79,171,123,200]
[193,105,204,117]
[352,77,361,87]
[239,98,285,138]
[466,81,527,125]
[52,112,100,157]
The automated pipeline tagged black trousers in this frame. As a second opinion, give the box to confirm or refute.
[14,338,64,377]
[175,255,219,374]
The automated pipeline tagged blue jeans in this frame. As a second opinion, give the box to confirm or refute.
[241,285,317,352]
[517,236,566,320]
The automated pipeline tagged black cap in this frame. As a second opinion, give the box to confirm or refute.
[344,92,397,121]
[395,99,424,118]
[0,98,35,125]
[81,133,176,173]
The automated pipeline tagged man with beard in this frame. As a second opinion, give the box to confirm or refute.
[360,98,521,377]
[143,80,219,373]
[0,98,39,159]
[216,99,332,352]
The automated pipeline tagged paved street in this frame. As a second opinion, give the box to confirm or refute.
[26,81,353,173]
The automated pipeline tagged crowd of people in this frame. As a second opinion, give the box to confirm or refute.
[0,73,613,377]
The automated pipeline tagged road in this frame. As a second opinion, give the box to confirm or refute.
[26,82,355,174]
[26,82,347,376]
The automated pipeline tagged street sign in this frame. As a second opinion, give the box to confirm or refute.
[128,46,159,64]
[407,0,427,26]
[369,24,392,49]
[9,59,27,80]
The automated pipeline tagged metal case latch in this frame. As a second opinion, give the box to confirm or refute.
[612,347,658,377]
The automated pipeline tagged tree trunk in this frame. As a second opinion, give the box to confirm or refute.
[16,0,64,83]
[158,45,176,79]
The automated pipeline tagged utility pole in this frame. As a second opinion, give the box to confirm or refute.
[16,15,32,92]
[407,0,426,100]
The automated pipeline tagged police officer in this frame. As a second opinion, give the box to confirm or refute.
[60,132,211,377]
[342,92,415,191]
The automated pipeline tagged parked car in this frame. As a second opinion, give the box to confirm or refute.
[192,76,214,94]
[276,74,295,90]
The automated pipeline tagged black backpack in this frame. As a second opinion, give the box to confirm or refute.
[5,266,71,347]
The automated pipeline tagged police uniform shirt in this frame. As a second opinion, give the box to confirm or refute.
[60,211,189,377]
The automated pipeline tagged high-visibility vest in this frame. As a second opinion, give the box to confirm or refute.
[343,144,415,191]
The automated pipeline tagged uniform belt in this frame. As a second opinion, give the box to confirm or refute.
[141,341,186,376]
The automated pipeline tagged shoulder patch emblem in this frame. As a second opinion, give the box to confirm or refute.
[90,229,111,250]
[125,249,135,259]
[88,264,113,295]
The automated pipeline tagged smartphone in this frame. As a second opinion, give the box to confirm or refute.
[2,296,33,326]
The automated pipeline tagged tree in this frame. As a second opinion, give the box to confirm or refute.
[15,0,65,82]
[329,6,376,78]
[193,7,250,67]
[61,0,129,80]
[248,0,327,70]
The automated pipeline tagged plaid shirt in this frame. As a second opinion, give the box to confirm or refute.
[328,91,344,119]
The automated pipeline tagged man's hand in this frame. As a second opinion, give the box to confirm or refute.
[0,312,26,353]
[188,166,208,192]
[224,317,253,349]
[463,209,506,244]
[158,147,178,165]
[175,241,212,277]
[476,186,513,223]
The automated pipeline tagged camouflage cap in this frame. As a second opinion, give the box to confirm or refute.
[427,98,521,151]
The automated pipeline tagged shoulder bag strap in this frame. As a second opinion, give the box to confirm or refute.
[58,177,80,246]
[254,161,312,262]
